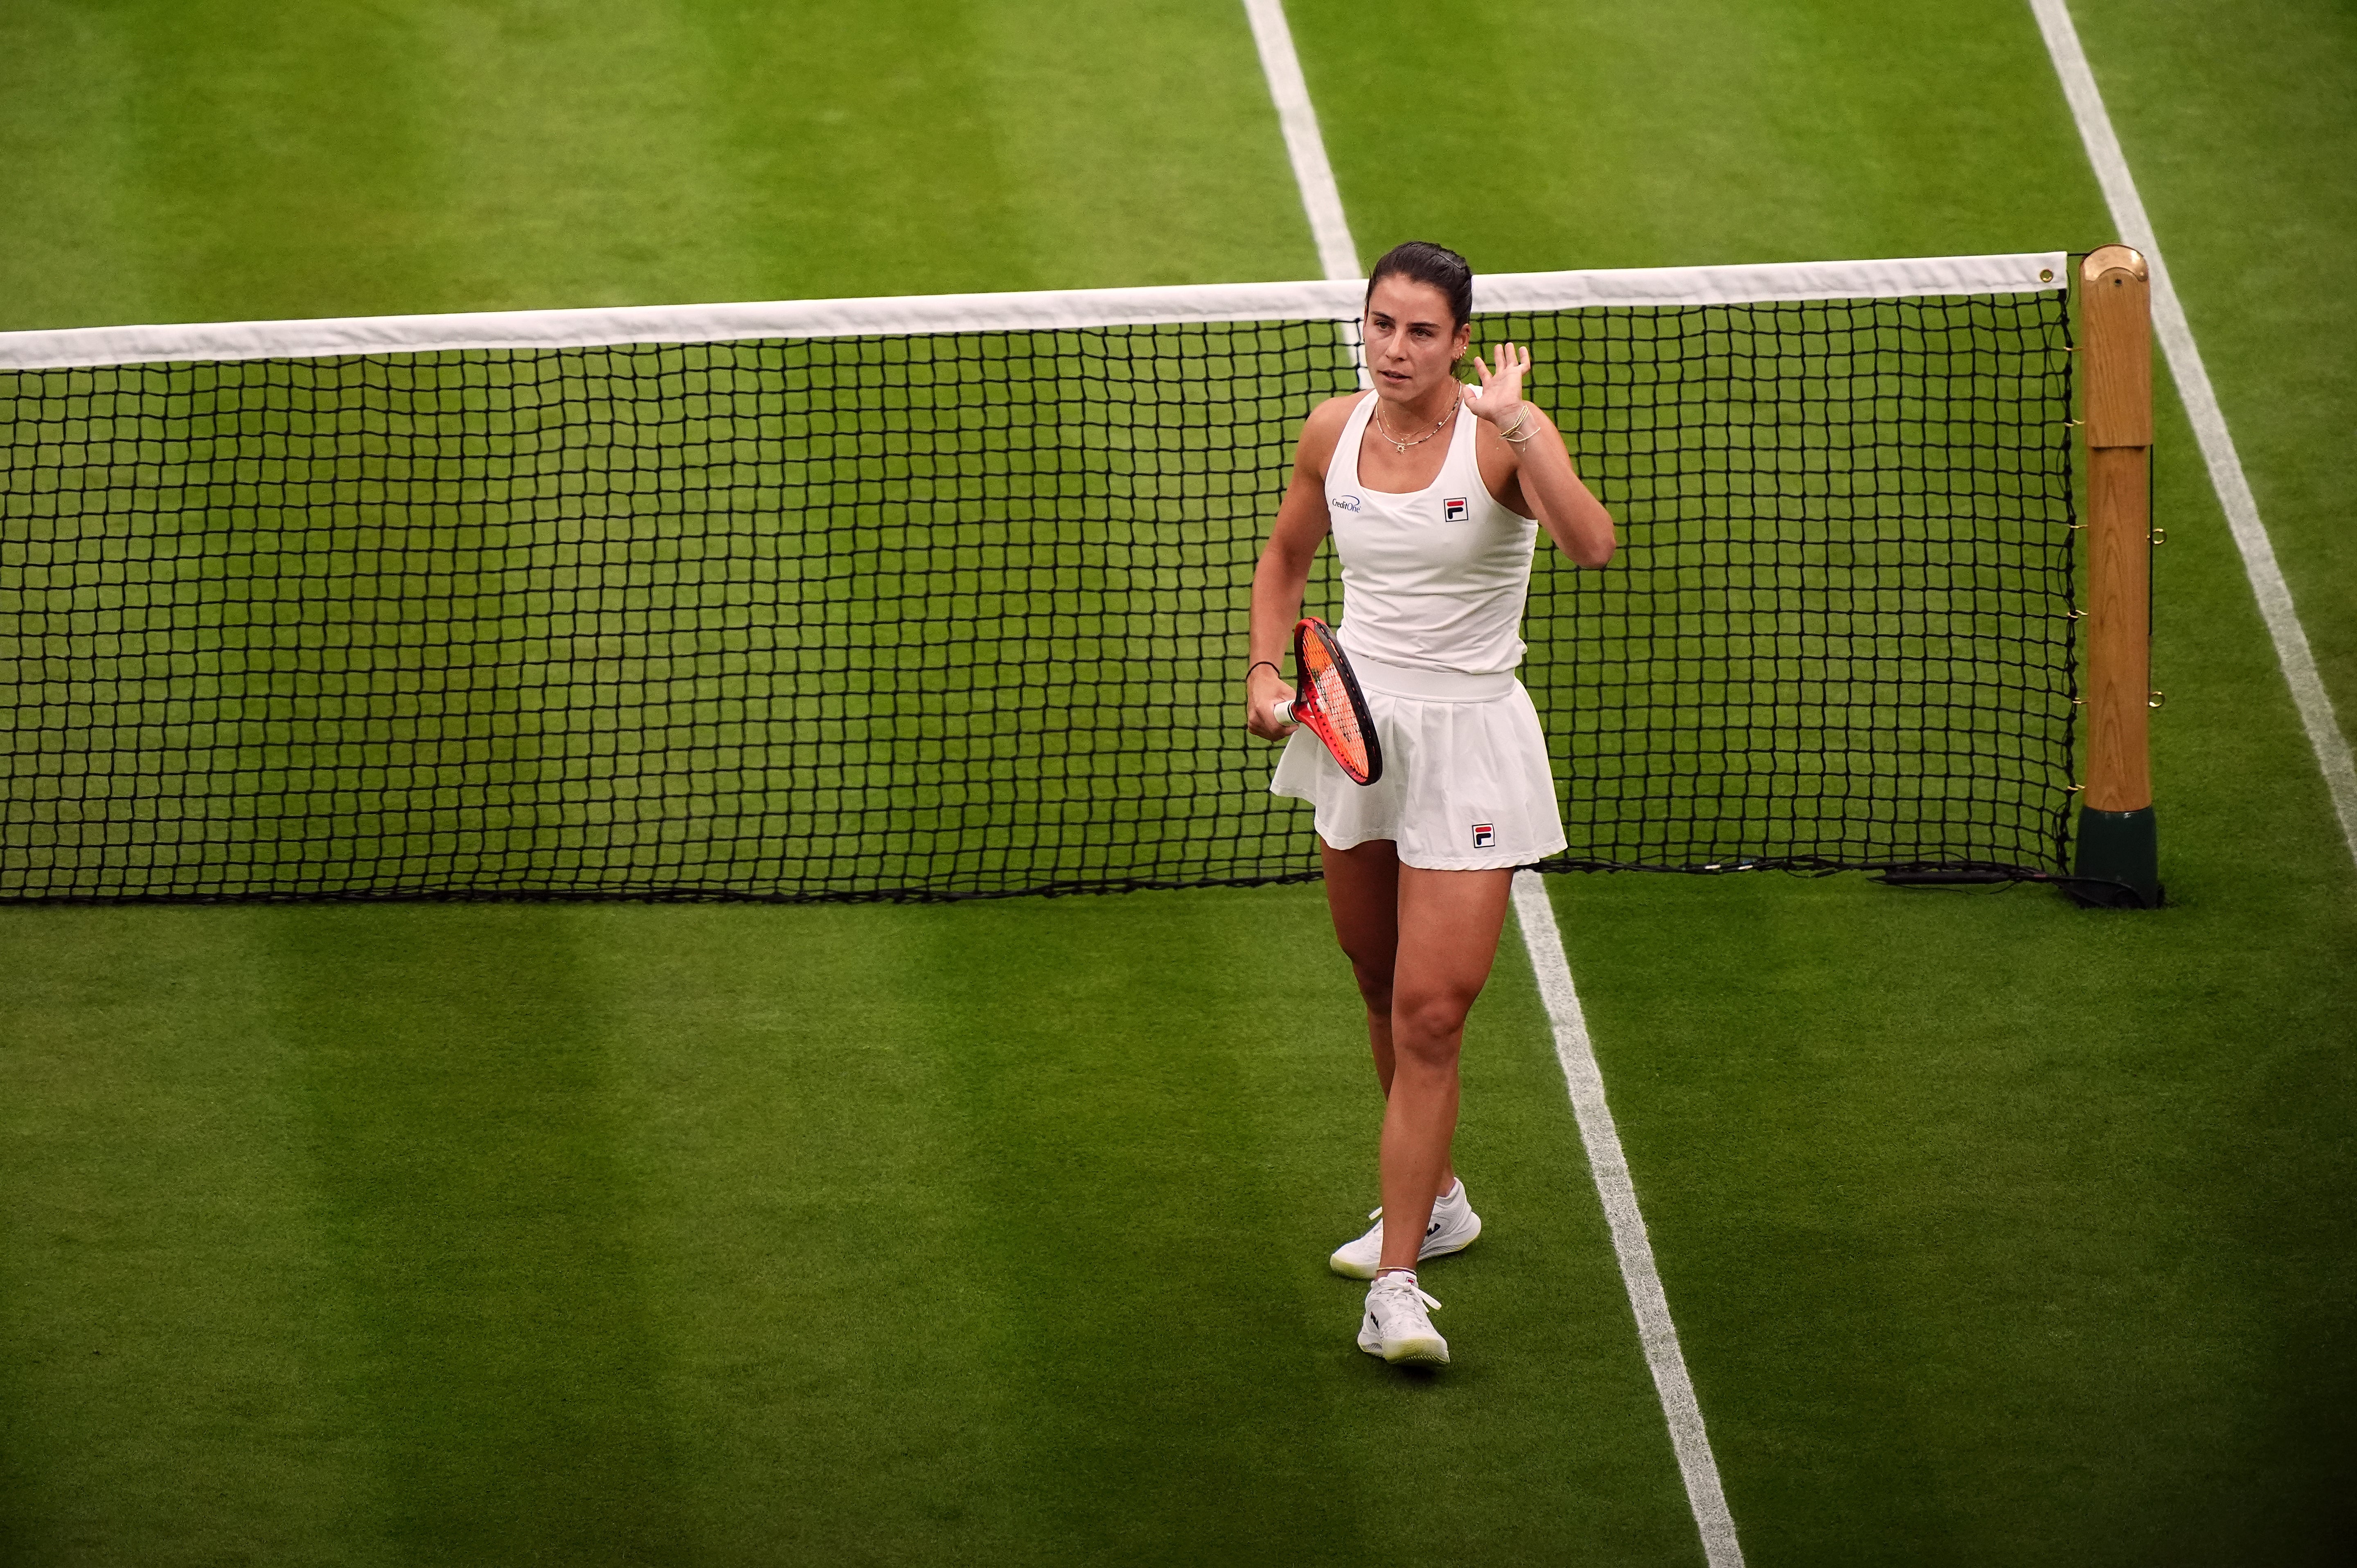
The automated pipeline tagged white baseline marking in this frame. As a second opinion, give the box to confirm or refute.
[1514,873,1745,1568]
[2030,0,2357,870]
[1240,0,1360,283]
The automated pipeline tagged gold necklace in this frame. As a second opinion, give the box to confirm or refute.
[1373,393,1459,455]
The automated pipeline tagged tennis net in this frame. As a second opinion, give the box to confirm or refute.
[1,255,2077,901]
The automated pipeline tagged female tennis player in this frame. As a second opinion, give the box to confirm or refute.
[1246,241,1615,1367]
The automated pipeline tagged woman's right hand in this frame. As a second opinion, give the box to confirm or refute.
[1247,664,1298,741]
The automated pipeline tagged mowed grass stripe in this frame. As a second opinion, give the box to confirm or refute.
[0,2,453,332]
[267,906,693,1562]
[0,909,387,1566]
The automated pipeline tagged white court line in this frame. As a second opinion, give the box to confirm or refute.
[1513,874,1746,1568]
[2030,0,2357,871]
[1238,2,1744,1560]
[1240,0,1360,282]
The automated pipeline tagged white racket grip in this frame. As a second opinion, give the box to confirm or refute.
[1271,697,1296,727]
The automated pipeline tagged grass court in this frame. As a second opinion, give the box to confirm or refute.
[3,2,2354,1562]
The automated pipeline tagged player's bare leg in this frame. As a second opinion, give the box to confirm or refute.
[1320,837,1456,1199]
[1373,865,1511,1275]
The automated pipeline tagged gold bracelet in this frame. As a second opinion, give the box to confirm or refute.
[1494,404,1532,442]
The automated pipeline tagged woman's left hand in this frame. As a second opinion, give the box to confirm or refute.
[1470,341,1532,427]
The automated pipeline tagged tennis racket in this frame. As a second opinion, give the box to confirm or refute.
[1271,616,1383,786]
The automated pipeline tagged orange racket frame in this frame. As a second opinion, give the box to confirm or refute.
[1272,616,1383,786]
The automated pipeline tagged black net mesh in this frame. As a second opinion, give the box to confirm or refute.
[0,291,2076,901]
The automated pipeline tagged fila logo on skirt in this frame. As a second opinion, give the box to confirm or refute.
[1471,822,1496,849]
[1443,496,1470,523]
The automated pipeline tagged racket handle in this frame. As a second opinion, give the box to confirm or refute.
[1271,698,1295,726]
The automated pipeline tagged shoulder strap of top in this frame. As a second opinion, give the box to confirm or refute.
[1329,391,1377,494]
[1440,393,1483,481]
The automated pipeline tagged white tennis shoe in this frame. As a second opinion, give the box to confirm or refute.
[1358,1272,1449,1365]
[1328,1179,1482,1280]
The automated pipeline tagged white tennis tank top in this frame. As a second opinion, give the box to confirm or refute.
[1324,392,1539,677]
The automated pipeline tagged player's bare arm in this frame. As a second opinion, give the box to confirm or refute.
[1246,394,1357,739]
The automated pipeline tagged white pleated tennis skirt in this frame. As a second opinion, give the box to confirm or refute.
[1269,651,1567,872]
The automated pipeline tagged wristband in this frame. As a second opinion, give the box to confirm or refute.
[1247,660,1281,681]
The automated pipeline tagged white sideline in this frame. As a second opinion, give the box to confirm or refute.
[0,253,2064,372]
[1512,874,1746,1568]
[1238,0,1368,385]
[1240,0,1361,283]
[1237,0,1744,1561]
[2030,0,2357,871]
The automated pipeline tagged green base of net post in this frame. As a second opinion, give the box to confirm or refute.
[2071,805,2163,909]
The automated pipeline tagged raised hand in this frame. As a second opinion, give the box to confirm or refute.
[1469,340,1532,425]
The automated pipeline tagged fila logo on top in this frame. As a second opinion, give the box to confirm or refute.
[1443,497,1470,523]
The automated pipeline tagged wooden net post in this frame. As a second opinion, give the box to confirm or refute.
[2074,244,2162,907]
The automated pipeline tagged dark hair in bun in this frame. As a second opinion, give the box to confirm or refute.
[1365,241,1474,328]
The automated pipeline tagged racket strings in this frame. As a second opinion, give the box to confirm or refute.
[1300,638,1372,777]
[1309,664,1363,747]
